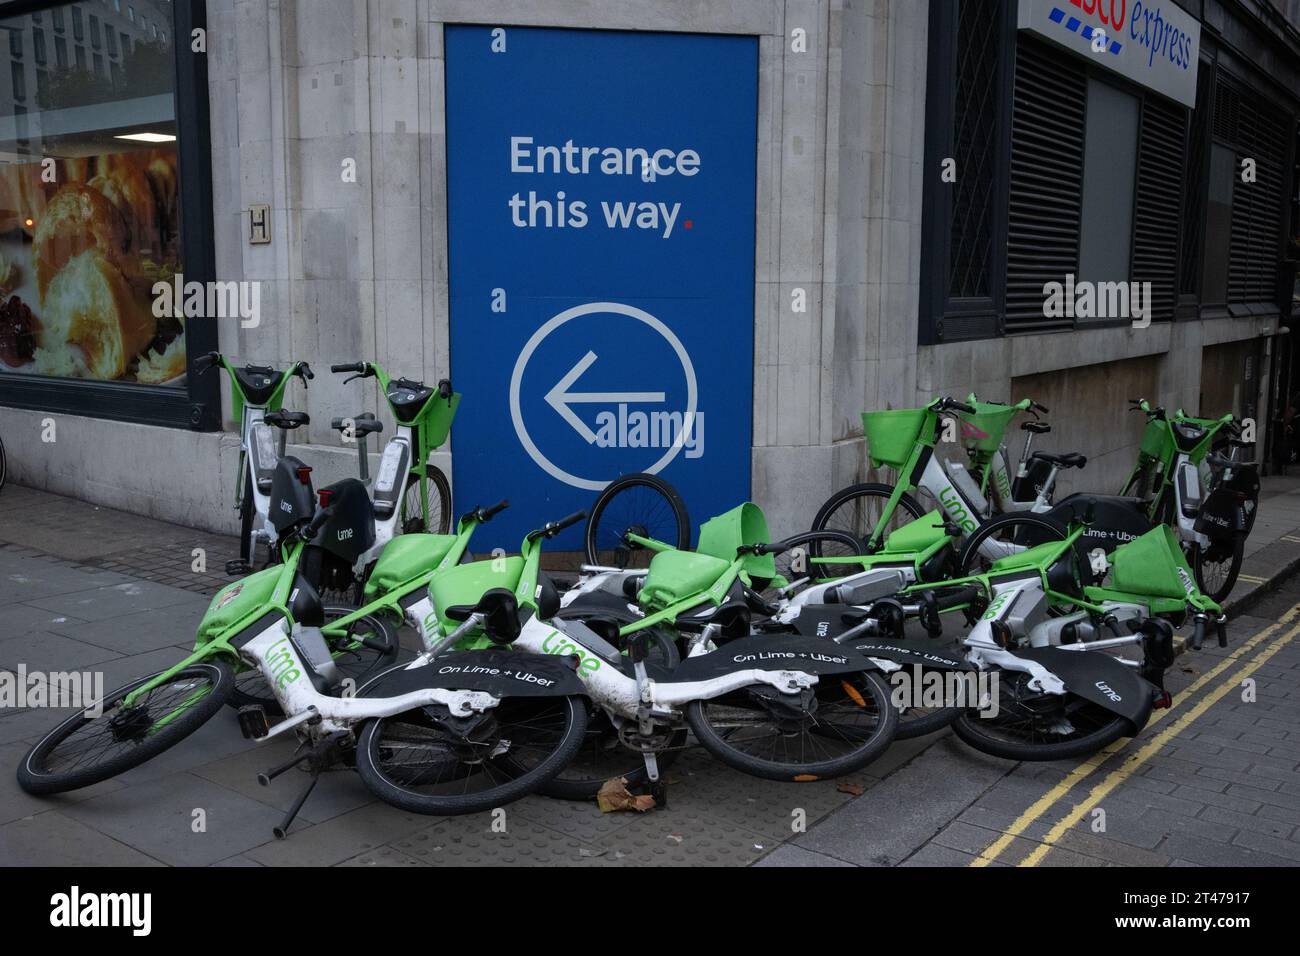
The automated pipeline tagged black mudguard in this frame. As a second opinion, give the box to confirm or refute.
[1043,493,1154,553]
[663,633,878,684]
[360,649,588,699]
[847,637,969,672]
[1008,645,1156,734]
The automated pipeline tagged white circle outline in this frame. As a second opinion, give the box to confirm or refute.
[508,301,699,491]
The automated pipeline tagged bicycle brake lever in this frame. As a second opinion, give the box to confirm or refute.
[344,374,363,385]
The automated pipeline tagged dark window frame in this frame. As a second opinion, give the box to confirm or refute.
[0,0,218,431]
[919,0,1017,345]
[922,10,1198,343]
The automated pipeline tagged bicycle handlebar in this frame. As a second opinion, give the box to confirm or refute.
[738,530,862,558]
[192,351,220,375]
[931,585,983,612]
[295,362,314,382]
[527,511,587,542]
[331,362,370,375]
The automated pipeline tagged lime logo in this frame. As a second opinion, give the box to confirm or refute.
[939,486,978,533]
[1095,681,1122,703]
[422,610,439,636]
[981,590,1013,621]
[540,628,602,675]
[265,637,302,688]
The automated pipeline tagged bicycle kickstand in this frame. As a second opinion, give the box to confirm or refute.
[258,732,348,839]
[628,633,668,809]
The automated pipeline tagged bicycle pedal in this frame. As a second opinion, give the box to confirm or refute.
[225,559,253,576]
[237,704,270,740]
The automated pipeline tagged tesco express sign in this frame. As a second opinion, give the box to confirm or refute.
[1018,0,1201,108]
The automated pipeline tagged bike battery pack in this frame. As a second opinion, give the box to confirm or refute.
[372,440,411,519]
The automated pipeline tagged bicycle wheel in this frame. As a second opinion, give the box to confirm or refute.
[238,470,255,565]
[811,483,924,553]
[228,606,400,715]
[686,670,898,781]
[1189,534,1244,604]
[539,606,684,800]
[956,512,1069,577]
[354,693,588,815]
[18,662,235,795]
[1120,462,1152,500]
[951,673,1129,761]
[767,531,864,597]
[585,473,690,569]
[0,434,7,492]
[401,466,452,534]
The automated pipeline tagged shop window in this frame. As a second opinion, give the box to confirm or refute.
[1077,79,1139,312]
[948,0,1000,299]
[0,0,186,388]
[1213,77,1289,309]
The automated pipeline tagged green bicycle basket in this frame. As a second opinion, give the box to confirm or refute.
[1110,525,1196,601]
[1138,417,1171,461]
[862,407,929,469]
[422,391,462,449]
[697,502,777,584]
[959,400,1021,453]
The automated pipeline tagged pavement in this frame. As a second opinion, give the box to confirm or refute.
[1,478,1299,867]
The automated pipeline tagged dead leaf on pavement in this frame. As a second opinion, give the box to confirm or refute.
[596,776,657,813]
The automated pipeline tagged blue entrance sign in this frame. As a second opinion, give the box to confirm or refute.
[445,26,758,549]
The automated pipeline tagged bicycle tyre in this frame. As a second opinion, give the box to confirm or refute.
[401,466,452,535]
[686,669,898,781]
[585,473,690,569]
[811,482,925,553]
[18,662,236,795]
[956,512,1069,577]
[354,694,588,815]
[1189,534,1244,604]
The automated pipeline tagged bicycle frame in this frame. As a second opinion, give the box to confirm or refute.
[401,526,836,728]
[858,399,1053,556]
[122,505,491,713]
[199,354,310,563]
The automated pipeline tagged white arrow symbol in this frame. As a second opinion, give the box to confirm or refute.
[544,350,666,444]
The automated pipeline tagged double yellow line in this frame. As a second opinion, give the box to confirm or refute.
[971,603,1300,867]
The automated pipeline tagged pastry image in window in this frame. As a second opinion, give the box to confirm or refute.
[31,184,129,301]
[33,248,155,380]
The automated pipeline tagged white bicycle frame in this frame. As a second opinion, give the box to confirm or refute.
[346,420,418,574]
[240,615,499,739]
[238,405,284,559]
[400,591,828,723]
[961,576,1152,696]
